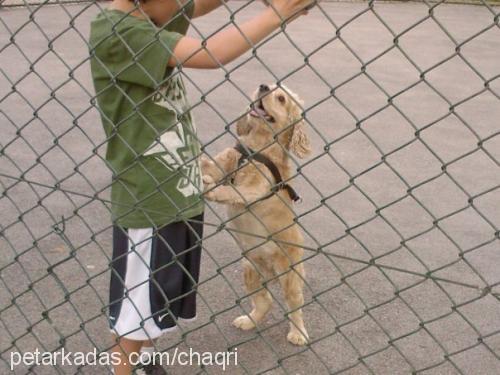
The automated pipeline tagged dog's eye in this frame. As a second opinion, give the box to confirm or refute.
[278,95,286,103]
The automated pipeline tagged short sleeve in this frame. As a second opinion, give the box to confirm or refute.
[105,24,184,88]
[167,0,195,34]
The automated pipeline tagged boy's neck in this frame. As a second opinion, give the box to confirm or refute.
[108,0,146,18]
[108,0,180,26]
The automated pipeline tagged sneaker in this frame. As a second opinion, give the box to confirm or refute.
[135,363,167,375]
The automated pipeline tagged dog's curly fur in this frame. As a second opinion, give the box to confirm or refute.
[201,84,311,345]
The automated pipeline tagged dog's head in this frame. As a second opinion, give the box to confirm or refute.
[236,84,311,158]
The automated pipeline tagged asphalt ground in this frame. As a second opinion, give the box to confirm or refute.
[0,1,499,374]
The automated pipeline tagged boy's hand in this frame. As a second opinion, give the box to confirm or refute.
[169,0,316,68]
[267,0,316,22]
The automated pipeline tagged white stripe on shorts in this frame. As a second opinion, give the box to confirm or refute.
[111,228,176,340]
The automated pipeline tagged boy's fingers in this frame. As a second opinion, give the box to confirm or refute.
[304,0,316,11]
[286,3,312,23]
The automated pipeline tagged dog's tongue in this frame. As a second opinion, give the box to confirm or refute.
[250,100,271,119]
[250,106,267,117]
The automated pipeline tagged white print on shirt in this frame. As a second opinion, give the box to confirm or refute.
[144,73,202,198]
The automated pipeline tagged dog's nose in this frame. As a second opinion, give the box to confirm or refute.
[259,84,270,93]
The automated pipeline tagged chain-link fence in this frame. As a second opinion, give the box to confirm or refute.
[1,0,500,374]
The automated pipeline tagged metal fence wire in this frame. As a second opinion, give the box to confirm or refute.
[1,0,500,374]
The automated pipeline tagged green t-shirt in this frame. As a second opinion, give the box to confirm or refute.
[89,4,204,228]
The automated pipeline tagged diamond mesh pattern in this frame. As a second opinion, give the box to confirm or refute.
[0,0,499,374]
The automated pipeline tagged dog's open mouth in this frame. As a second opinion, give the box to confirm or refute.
[250,99,275,122]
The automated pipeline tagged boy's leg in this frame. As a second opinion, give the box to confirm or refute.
[111,335,143,375]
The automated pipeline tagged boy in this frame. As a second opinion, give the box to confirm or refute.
[88,0,313,373]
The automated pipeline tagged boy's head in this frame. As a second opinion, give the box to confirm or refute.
[126,0,185,26]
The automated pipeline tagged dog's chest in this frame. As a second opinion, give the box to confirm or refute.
[226,205,279,256]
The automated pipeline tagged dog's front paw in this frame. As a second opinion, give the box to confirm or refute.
[200,154,212,170]
[202,174,215,191]
[202,182,218,202]
[232,315,256,331]
[203,184,234,203]
[287,329,309,346]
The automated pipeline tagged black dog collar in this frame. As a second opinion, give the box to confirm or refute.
[232,143,301,203]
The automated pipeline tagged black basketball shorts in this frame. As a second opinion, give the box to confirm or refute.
[108,213,204,340]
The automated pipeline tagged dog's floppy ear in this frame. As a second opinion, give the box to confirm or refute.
[289,119,311,158]
[235,116,252,136]
[286,91,311,158]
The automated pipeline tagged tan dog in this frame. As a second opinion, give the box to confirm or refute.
[201,84,311,345]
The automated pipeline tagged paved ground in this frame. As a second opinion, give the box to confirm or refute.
[1,1,500,374]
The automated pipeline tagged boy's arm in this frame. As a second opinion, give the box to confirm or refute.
[169,0,313,69]
[192,0,226,18]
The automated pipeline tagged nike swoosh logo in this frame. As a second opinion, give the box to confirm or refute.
[158,313,169,322]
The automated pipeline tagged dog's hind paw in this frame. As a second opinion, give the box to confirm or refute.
[287,330,309,346]
[232,315,256,331]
